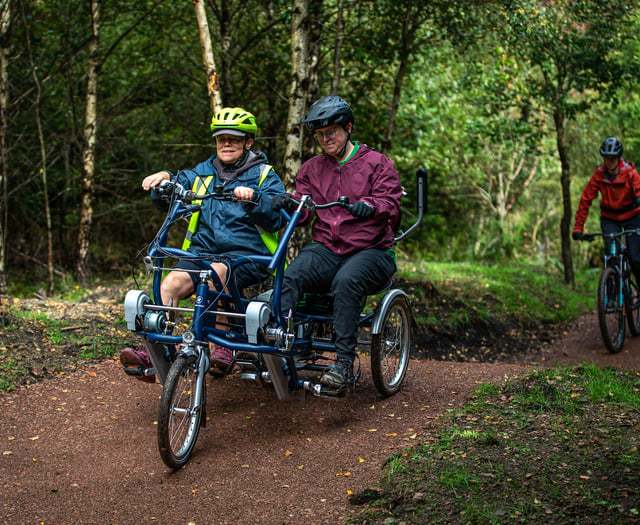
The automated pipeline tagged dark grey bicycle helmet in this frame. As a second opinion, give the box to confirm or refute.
[600,137,623,157]
[300,95,354,130]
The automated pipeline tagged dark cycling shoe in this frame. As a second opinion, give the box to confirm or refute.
[320,359,353,389]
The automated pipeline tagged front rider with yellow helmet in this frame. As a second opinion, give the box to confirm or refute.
[120,107,286,378]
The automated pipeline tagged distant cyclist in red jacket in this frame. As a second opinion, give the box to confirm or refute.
[573,137,640,279]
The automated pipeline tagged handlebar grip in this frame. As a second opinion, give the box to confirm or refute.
[416,167,427,214]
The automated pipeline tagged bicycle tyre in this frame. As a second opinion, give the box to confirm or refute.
[371,294,411,396]
[157,355,204,470]
[625,276,640,336]
[597,267,625,353]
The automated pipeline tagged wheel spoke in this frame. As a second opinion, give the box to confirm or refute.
[598,268,625,353]
[371,295,410,396]
[158,356,203,469]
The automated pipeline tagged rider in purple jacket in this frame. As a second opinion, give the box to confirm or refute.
[272,96,402,390]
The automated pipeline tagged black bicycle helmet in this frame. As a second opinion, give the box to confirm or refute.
[600,137,623,157]
[300,95,354,130]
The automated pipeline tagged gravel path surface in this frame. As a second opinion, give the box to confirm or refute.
[1,311,639,525]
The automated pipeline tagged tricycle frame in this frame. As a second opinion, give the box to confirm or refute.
[124,169,426,469]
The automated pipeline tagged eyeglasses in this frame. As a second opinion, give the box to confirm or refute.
[215,135,245,145]
[314,128,340,142]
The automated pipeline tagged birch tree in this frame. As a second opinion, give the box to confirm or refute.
[0,0,10,293]
[282,0,310,188]
[330,0,343,95]
[21,0,55,293]
[75,0,100,284]
[194,0,223,115]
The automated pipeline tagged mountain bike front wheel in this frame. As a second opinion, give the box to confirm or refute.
[157,355,204,470]
[625,276,640,336]
[597,267,625,353]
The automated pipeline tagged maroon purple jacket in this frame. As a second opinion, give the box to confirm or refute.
[293,143,402,256]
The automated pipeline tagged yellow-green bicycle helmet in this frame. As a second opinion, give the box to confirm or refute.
[210,107,258,137]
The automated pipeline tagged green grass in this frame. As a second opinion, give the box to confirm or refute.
[350,364,640,524]
[398,259,597,326]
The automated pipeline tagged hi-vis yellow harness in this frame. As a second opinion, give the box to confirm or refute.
[181,164,279,255]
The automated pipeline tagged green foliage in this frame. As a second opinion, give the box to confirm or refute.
[4,0,640,285]
[354,365,640,524]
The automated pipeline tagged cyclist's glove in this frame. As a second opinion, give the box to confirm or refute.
[572,231,583,241]
[350,201,375,219]
[271,194,295,211]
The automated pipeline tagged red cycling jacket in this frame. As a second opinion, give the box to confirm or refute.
[573,159,640,232]
[293,143,402,256]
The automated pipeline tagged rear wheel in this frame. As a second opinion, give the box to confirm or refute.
[598,267,625,353]
[625,276,640,336]
[371,294,411,396]
[157,355,203,470]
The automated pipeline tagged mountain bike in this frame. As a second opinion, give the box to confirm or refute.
[124,168,426,469]
[579,229,640,353]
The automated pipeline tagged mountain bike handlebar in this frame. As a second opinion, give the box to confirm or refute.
[579,229,640,242]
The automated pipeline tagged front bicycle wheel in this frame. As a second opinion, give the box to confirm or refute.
[371,294,411,396]
[625,276,640,336]
[598,267,625,353]
[157,355,204,470]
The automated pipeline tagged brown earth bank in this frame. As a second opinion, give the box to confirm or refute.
[0,287,639,524]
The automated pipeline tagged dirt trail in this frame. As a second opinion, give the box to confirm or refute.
[1,311,639,525]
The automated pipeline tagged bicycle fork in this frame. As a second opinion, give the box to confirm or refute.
[178,338,210,420]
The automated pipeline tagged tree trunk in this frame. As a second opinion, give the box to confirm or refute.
[331,0,344,95]
[194,0,222,115]
[0,0,10,293]
[554,107,574,285]
[282,0,309,189]
[22,0,55,294]
[303,0,323,158]
[381,10,411,156]
[75,0,100,285]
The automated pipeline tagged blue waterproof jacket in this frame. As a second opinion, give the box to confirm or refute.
[152,150,286,257]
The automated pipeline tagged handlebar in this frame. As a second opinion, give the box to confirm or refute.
[286,195,353,214]
[156,179,254,205]
[579,229,640,242]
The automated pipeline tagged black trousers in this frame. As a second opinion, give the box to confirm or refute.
[280,243,396,362]
[601,214,640,281]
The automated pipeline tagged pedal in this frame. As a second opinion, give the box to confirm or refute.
[123,364,155,378]
[318,385,347,399]
[240,371,265,387]
[208,364,230,378]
